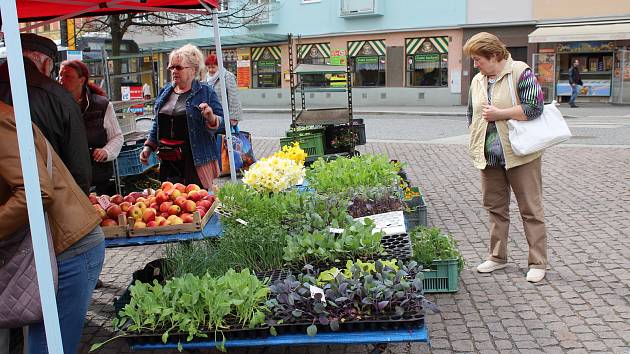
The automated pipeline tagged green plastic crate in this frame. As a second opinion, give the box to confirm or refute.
[280,132,325,159]
[286,127,325,138]
[422,259,459,293]
[403,188,427,230]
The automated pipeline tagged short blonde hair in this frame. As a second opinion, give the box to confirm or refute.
[463,32,510,61]
[169,44,205,79]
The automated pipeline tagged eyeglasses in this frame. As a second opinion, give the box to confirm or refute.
[168,65,192,71]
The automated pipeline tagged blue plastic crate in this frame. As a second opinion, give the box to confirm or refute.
[116,145,158,177]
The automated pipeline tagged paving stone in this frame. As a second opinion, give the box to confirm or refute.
[450,340,474,352]
[493,340,513,350]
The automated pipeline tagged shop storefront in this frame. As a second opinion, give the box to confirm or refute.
[251,46,282,88]
[348,40,386,87]
[529,22,630,103]
[298,43,333,87]
[405,37,449,87]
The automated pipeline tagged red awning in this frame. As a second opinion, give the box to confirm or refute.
[16,0,218,22]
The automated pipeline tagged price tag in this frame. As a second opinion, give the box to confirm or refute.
[309,285,326,302]
[97,195,111,210]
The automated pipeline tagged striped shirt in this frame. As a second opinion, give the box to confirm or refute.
[467,68,544,166]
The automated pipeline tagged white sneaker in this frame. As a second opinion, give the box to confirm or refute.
[526,268,546,283]
[476,260,507,273]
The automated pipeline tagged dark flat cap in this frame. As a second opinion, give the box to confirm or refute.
[20,33,58,61]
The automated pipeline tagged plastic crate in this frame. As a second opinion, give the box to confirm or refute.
[403,190,427,230]
[286,127,325,138]
[118,112,137,135]
[422,259,459,293]
[116,144,158,177]
[280,132,325,159]
[352,119,366,145]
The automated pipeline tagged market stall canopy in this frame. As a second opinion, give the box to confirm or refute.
[294,64,347,74]
[13,0,218,22]
[139,33,288,53]
[529,21,630,43]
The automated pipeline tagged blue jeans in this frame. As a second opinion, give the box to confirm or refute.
[27,234,105,354]
[569,84,579,105]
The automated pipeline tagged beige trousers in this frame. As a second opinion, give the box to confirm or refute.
[481,158,548,269]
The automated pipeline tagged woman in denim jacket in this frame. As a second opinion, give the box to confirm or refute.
[140,44,224,188]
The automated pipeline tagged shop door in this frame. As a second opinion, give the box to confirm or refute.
[532,53,556,103]
[612,49,630,104]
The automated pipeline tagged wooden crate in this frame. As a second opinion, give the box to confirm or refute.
[102,214,129,239]
[128,201,218,237]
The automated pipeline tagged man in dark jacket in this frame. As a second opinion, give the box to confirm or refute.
[568,59,583,108]
[0,33,91,193]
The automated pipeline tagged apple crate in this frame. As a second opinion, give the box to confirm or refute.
[422,259,460,293]
[102,214,129,239]
[128,201,218,237]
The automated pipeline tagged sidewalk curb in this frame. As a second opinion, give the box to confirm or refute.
[243,108,466,117]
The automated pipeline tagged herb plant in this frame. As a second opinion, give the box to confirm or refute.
[409,226,465,272]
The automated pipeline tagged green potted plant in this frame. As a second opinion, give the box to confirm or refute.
[409,226,464,293]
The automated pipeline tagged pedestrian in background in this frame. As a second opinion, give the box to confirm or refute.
[205,54,242,127]
[568,59,583,108]
[463,32,548,283]
[0,33,92,194]
[0,102,105,354]
[140,44,224,189]
[59,60,123,196]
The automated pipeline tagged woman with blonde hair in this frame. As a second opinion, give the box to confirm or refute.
[140,44,224,188]
[463,32,548,282]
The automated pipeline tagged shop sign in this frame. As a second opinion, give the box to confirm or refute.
[415,53,439,62]
[331,48,347,66]
[556,41,615,53]
[121,85,143,101]
[237,48,251,89]
[356,56,378,64]
[556,80,611,96]
[257,60,277,67]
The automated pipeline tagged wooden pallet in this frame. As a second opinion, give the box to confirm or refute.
[102,214,129,239]
[127,201,218,237]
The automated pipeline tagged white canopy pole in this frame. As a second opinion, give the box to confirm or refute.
[200,1,237,182]
[0,1,64,353]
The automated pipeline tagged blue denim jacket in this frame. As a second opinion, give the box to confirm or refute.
[146,80,224,166]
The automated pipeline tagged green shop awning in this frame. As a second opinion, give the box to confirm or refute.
[139,33,288,53]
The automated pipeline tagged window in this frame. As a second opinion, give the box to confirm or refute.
[349,41,386,87]
[252,47,281,88]
[406,38,448,87]
[298,44,332,87]
[302,0,321,3]
[341,0,376,14]
[218,0,229,12]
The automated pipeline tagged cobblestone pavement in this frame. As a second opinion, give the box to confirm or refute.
[82,138,630,354]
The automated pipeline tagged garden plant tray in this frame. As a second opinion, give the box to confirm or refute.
[403,190,427,230]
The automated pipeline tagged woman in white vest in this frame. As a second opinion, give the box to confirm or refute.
[463,32,548,283]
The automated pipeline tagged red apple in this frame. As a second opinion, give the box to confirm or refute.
[196,208,207,218]
[119,201,132,212]
[88,193,98,204]
[100,218,118,227]
[106,204,122,219]
[185,184,200,193]
[168,205,181,216]
[134,220,147,229]
[174,196,187,208]
[180,213,194,223]
[159,201,173,213]
[135,197,147,204]
[110,194,124,205]
[170,216,184,225]
[127,205,143,220]
[142,208,156,223]
[146,220,159,228]
[197,199,212,211]
[155,191,169,205]
[182,200,196,213]
[155,216,166,225]
[149,202,159,210]
[174,183,186,193]
[197,189,209,199]
[169,189,182,201]
[160,212,170,219]
[123,195,136,204]
[188,190,203,202]
[160,219,171,226]
[93,204,107,220]
[161,181,174,191]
